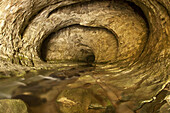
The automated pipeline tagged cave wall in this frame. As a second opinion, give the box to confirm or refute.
[0,0,169,112]
[0,0,169,66]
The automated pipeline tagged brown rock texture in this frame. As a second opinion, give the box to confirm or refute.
[0,0,169,113]
[0,99,28,113]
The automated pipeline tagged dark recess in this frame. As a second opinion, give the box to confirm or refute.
[39,24,118,62]
[12,94,47,107]
[40,32,56,62]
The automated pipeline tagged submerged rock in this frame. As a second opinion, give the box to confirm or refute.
[0,99,28,113]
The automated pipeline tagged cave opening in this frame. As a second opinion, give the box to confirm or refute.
[39,24,118,64]
[40,32,56,62]
[40,31,96,64]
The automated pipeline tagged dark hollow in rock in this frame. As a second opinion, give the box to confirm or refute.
[12,94,47,107]
[40,24,118,63]
[85,55,95,64]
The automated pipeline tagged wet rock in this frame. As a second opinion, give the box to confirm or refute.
[0,0,169,113]
[56,86,113,113]
[49,72,67,80]
[88,103,106,109]
[159,103,170,113]
[57,97,77,107]
[0,99,28,113]
[165,95,170,105]
[159,95,170,113]
[49,66,93,80]
[104,105,116,113]
[116,102,134,113]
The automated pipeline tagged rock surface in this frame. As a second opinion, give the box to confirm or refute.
[0,0,169,113]
[0,99,28,113]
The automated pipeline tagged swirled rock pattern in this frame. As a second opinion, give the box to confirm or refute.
[0,0,169,113]
[43,25,118,62]
[0,0,149,65]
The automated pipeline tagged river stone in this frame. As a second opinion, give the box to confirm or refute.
[0,99,28,113]
[56,86,113,113]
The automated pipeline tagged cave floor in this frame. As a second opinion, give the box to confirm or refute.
[0,62,169,113]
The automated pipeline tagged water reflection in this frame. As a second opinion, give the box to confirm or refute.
[0,62,168,113]
[0,63,104,113]
[0,77,26,99]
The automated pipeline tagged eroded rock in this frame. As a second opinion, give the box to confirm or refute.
[0,0,169,113]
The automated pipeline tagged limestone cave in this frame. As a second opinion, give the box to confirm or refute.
[0,0,169,113]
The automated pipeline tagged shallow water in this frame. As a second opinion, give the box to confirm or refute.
[0,62,168,113]
[0,63,110,113]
